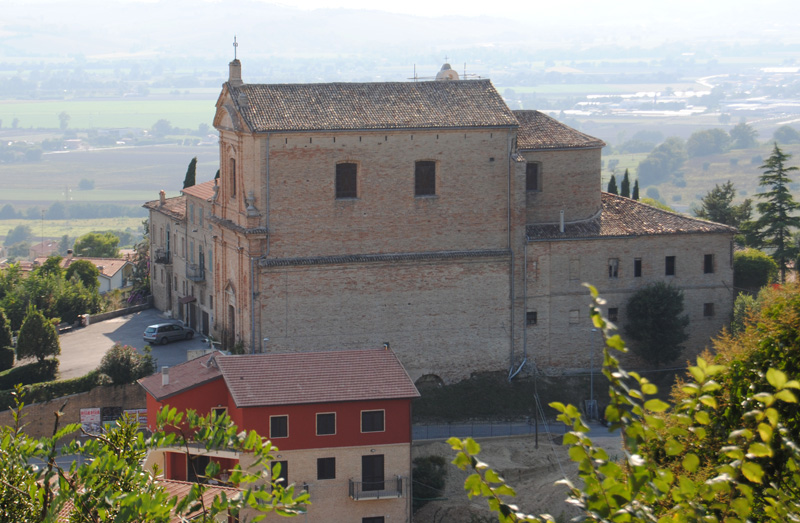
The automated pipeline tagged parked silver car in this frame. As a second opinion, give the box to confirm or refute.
[143,323,193,345]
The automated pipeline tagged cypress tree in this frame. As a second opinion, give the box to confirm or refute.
[632,179,640,200]
[607,175,618,195]
[214,169,220,180]
[621,169,631,198]
[183,157,198,189]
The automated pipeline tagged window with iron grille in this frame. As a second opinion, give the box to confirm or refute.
[415,161,436,196]
[335,163,358,199]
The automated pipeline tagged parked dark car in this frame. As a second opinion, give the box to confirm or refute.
[143,323,193,345]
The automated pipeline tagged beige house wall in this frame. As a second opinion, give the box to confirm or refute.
[526,232,734,370]
[149,209,177,313]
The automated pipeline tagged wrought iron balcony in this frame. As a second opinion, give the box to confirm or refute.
[348,476,405,501]
[187,263,205,282]
[154,248,171,265]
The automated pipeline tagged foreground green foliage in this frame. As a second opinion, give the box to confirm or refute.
[0,388,309,522]
[450,284,800,522]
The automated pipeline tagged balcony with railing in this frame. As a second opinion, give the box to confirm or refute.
[154,248,171,265]
[187,263,205,282]
[348,476,405,501]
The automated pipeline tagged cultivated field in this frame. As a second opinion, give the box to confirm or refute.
[0,217,146,245]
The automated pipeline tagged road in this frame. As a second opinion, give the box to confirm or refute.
[58,308,212,379]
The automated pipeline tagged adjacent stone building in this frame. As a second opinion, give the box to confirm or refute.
[147,60,735,384]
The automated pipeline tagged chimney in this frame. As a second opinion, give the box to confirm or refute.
[66,249,73,260]
[229,59,243,87]
[159,190,166,205]
[162,366,169,386]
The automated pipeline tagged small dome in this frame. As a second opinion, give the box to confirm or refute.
[441,63,452,71]
[436,63,459,81]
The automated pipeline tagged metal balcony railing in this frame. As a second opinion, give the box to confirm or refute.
[154,248,171,265]
[187,263,205,282]
[348,476,404,501]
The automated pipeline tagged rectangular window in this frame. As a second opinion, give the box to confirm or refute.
[229,158,236,198]
[363,518,385,523]
[665,256,676,276]
[174,276,178,291]
[189,204,194,224]
[271,460,288,486]
[634,258,642,277]
[190,241,195,264]
[361,410,385,433]
[415,161,436,196]
[199,208,203,227]
[704,254,714,274]
[569,310,580,324]
[317,413,336,436]
[270,415,288,438]
[704,303,715,317]
[569,259,580,280]
[209,295,213,309]
[211,406,227,418]
[608,258,619,278]
[317,457,336,480]
[526,162,540,192]
[187,454,210,484]
[526,311,537,326]
[362,454,384,492]
[608,308,619,322]
[335,163,358,199]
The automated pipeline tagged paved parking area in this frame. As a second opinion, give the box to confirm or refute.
[58,308,212,380]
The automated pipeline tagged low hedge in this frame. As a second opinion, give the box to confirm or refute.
[0,359,59,390]
[0,370,103,411]
[0,347,13,372]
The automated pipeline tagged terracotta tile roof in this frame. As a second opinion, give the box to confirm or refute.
[228,80,518,132]
[138,352,224,401]
[514,110,605,150]
[527,193,737,240]
[182,180,217,201]
[143,195,186,221]
[60,257,131,278]
[215,349,420,407]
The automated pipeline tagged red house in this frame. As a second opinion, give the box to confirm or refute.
[139,348,420,523]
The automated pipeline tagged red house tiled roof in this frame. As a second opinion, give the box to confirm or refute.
[138,352,223,401]
[182,180,216,201]
[143,195,186,221]
[216,349,420,407]
[227,80,518,132]
[514,110,605,151]
[527,193,737,240]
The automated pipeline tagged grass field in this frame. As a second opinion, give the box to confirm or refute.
[0,217,146,244]
[0,98,217,130]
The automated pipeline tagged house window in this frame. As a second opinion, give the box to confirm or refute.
[209,295,213,309]
[415,161,436,196]
[608,258,619,278]
[270,415,288,438]
[363,518,385,523]
[189,204,195,224]
[271,460,288,486]
[335,162,358,199]
[704,303,715,317]
[526,311,537,326]
[634,258,642,277]
[174,276,178,291]
[361,410,385,433]
[187,454,211,484]
[704,254,714,274]
[211,406,227,418]
[569,259,580,280]
[526,162,541,192]
[317,457,336,480]
[361,454,384,492]
[665,256,676,276]
[229,158,236,198]
[569,310,580,324]
[199,208,203,227]
[317,413,336,436]
[608,308,619,322]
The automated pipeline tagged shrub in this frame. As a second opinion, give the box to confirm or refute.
[16,307,60,363]
[0,309,11,350]
[412,455,447,512]
[733,248,778,293]
[0,359,58,390]
[0,346,13,372]
[98,343,155,385]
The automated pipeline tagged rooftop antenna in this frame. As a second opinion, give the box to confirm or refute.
[233,36,238,60]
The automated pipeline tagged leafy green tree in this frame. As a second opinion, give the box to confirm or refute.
[753,144,800,282]
[57,234,71,255]
[183,156,198,189]
[130,219,151,296]
[0,308,11,350]
[730,121,758,149]
[65,259,100,290]
[16,306,59,363]
[694,180,752,227]
[632,179,639,200]
[151,119,172,138]
[620,169,631,198]
[686,128,731,157]
[35,255,63,278]
[624,281,689,368]
[73,231,120,258]
[98,343,156,384]
[733,248,778,294]
[0,391,308,522]
[773,125,800,144]
[637,136,687,186]
[4,224,32,246]
[606,174,618,195]
[640,197,675,212]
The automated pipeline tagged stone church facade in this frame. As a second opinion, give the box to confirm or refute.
[147,60,735,384]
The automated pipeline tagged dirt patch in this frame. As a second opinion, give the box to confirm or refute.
[412,429,624,522]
